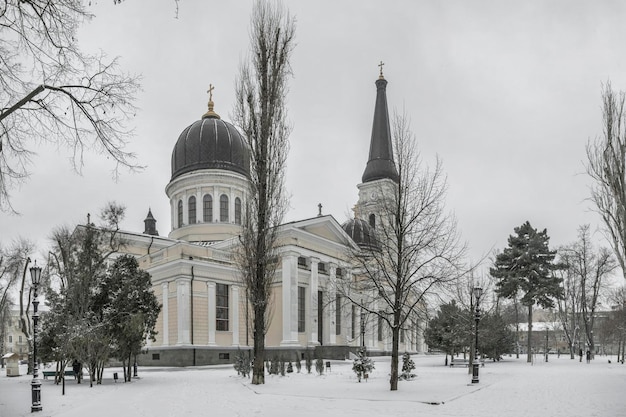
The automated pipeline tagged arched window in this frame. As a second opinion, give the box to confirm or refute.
[177,200,183,228]
[220,194,229,222]
[188,196,196,224]
[369,213,376,228]
[235,197,242,225]
[203,194,213,223]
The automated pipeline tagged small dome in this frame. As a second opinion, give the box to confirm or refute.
[171,113,250,181]
[342,218,378,250]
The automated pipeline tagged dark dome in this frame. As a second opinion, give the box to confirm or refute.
[342,218,378,250]
[171,114,250,180]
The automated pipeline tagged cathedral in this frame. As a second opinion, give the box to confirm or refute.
[119,70,427,366]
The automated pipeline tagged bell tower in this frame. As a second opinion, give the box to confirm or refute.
[355,64,399,229]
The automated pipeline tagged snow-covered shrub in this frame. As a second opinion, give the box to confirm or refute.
[269,355,279,375]
[287,361,293,373]
[352,349,375,382]
[233,349,251,377]
[315,357,324,375]
[400,352,416,380]
[305,350,313,374]
[295,353,302,373]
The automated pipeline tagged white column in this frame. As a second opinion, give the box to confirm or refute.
[177,279,190,344]
[232,285,239,346]
[309,258,319,345]
[161,282,169,346]
[207,282,216,345]
[329,264,337,345]
[281,252,299,345]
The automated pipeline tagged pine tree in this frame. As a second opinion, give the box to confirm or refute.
[352,349,375,382]
[491,221,564,362]
[400,352,416,380]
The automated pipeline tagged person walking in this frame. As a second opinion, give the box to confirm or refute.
[586,350,591,364]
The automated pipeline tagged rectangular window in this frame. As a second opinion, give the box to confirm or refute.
[318,263,327,274]
[298,286,305,332]
[378,315,383,342]
[298,257,307,269]
[152,353,160,361]
[351,305,356,339]
[19,335,22,343]
[216,283,229,331]
[8,335,12,343]
[219,353,230,360]
[336,267,343,278]
[335,295,341,335]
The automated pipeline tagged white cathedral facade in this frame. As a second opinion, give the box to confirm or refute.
[118,72,426,366]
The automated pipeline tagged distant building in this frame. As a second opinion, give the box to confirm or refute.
[1,308,29,362]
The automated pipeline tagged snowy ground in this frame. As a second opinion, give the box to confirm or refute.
[1,354,625,417]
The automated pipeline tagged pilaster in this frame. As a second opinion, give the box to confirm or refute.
[207,282,216,345]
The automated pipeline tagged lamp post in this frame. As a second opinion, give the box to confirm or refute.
[471,287,483,384]
[30,261,42,413]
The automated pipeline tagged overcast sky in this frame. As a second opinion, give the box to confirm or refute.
[3,0,626,275]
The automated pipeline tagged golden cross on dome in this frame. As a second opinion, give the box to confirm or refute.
[207,84,215,102]
[378,61,385,79]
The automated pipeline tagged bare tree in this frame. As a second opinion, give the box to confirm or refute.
[559,225,616,357]
[587,82,626,281]
[341,112,465,391]
[0,1,141,212]
[554,251,584,359]
[232,0,295,385]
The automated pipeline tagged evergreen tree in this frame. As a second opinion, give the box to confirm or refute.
[99,255,161,382]
[479,312,515,361]
[490,221,564,362]
[352,349,375,382]
[424,301,471,363]
[400,352,416,380]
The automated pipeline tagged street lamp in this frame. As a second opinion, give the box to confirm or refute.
[30,261,42,413]
[471,287,483,384]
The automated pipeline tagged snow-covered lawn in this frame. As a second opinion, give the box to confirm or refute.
[1,354,624,417]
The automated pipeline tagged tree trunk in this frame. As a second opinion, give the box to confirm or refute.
[527,305,533,363]
[390,326,399,391]
[251,304,266,385]
[514,299,520,359]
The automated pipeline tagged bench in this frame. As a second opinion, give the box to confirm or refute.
[450,358,485,367]
[42,370,76,380]
[450,358,470,367]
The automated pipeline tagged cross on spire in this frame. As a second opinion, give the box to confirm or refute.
[378,61,385,79]
[207,84,215,102]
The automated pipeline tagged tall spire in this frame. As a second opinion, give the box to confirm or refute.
[361,68,399,184]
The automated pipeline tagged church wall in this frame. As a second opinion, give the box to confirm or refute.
[191,282,208,345]
[215,331,231,346]
[153,284,164,345]
[238,296,249,347]
[266,284,284,347]
[168,291,178,346]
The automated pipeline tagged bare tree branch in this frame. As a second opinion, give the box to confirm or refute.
[0,0,142,213]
